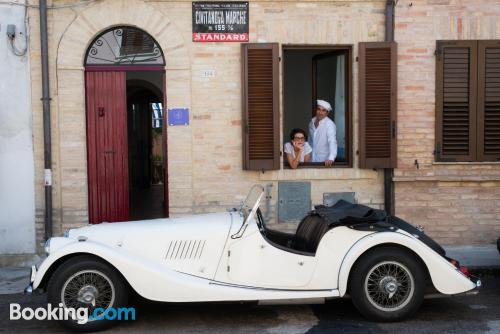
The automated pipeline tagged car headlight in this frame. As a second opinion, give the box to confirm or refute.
[44,238,51,254]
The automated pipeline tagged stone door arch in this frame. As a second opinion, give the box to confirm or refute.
[54,0,191,225]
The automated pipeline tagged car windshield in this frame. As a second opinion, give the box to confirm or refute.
[240,185,264,224]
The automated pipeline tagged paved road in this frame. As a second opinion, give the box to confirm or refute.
[0,271,498,334]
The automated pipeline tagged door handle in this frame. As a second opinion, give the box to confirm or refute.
[98,107,105,117]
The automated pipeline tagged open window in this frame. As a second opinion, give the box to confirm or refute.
[282,46,352,168]
[241,44,404,171]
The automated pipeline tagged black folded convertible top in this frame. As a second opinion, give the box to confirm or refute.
[314,200,387,227]
[312,200,446,257]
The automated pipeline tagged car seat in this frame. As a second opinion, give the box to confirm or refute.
[292,213,329,253]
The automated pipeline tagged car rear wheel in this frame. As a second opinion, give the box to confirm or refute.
[349,247,425,322]
[47,255,129,332]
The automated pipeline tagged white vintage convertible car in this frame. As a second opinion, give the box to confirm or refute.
[26,185,480,331]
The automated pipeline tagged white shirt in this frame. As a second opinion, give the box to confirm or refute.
[308,117,337,162]
[284,142,312,162]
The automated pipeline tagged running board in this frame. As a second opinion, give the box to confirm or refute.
[258,297,326,305]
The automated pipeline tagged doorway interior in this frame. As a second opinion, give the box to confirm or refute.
[126,71,165,220]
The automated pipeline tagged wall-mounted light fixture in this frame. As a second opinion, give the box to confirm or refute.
[7,24,16,40]
[6,23,27,56]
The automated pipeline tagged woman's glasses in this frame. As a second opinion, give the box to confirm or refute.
[293,136,305,141]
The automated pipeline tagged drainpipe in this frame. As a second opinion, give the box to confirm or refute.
[384,0,395,215]
[385,0,395,42]
[40,0,52,241]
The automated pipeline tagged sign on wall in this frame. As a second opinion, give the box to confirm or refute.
[168,108,189,126]
[192,2,249,42]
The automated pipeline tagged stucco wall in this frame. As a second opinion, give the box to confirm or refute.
[395,0,500,244]
[0,1,35,254]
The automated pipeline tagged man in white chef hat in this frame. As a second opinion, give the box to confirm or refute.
[308,99,337,167]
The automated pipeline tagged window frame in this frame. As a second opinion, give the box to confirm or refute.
[281,44,353,169]
[435,40,477,162]
[241,43,281,171]
[358,42,398,169]
[477,40,500,162]
[84,26,166,66]
[436,40,500,163]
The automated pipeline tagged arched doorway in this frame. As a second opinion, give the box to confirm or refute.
[84,26,168,224]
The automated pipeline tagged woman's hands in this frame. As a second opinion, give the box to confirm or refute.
[287,131,308,169]
[287,140,303,169]
[292,139,304,151]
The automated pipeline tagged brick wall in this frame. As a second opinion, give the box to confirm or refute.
[396,180,500,244]
[395,0,500,244]
[28,0,388,251]
[27,0,500,251]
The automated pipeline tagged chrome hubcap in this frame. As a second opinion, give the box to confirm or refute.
[385,281,397,293]
[77,285,99,306]
[365,261,415,312]
[61,270,115,321]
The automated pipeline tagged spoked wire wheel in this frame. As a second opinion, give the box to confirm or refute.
[61,269,116,321]
[48,255,129,331]
[364,261,415,312]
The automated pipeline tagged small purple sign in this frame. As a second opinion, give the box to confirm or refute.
[168,108,189,126]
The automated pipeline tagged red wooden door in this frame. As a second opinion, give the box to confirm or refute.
[85,71,129,224]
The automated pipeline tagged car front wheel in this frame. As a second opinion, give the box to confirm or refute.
[349,246,425,322]
[47,255,129,332]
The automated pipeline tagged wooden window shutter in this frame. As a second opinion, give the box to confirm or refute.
[477,40,500,161]
[358,42,397,169]
[435,41,477,161]
[242,43,280,170]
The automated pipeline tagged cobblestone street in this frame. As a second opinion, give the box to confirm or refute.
[1,271,498,334]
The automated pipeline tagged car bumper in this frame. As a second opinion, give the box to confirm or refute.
[424,273,481,299]
[469,274,482,289]
[24,265,37,294]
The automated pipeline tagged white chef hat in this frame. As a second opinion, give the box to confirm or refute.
[317,99,332,112]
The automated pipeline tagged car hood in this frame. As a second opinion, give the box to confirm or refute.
[67,212,234,246]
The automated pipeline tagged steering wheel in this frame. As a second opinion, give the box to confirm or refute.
[256,208,266,235]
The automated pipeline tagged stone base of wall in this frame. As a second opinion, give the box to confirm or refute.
[395,181,500,245]
[0,254,43,267]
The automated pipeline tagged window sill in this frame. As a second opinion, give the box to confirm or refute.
[433,161,500,165]
[258,167,380,181]
[393,175,500,182]
[283,161,350,169]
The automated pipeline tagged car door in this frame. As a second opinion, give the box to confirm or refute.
[221,223,318,289]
